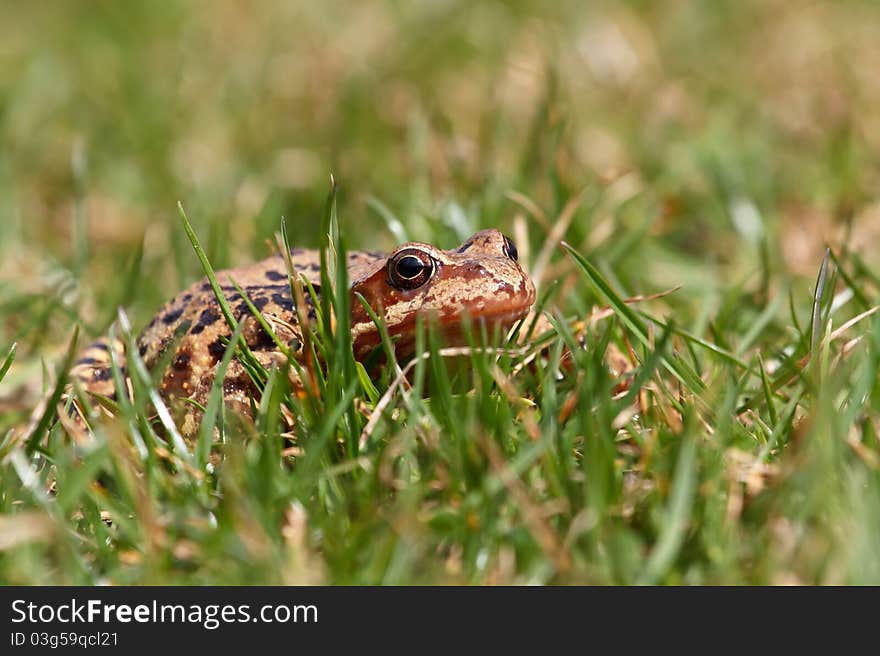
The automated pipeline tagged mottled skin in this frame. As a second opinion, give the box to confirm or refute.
[71,229,535,431]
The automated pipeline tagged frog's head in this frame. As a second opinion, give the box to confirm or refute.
[350,229,536,360]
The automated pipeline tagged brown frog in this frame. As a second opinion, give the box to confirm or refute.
[71,229,535,431]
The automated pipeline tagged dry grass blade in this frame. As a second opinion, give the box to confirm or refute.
[528,190,586,289]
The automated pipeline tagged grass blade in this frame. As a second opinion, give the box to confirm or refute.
[561,241,705,393]
[0,342,16,384]
[638,431,698,584]
[24,327,79,455]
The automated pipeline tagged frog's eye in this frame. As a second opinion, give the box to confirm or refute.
[388,248,435,290]
[502,235,518,261]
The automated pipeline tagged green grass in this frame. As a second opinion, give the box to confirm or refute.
[3,0,880,584]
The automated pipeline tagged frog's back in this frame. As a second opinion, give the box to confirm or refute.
[70,247,384,427]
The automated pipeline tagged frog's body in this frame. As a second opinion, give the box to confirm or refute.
[71,229,535,431]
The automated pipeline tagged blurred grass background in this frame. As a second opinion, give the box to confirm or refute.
[4,0,880,318]
[2,0,880,584]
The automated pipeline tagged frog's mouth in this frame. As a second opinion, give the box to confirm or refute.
[452,305,533,335]
[354,302,533,362]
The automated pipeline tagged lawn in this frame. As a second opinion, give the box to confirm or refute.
[2,0,880,584]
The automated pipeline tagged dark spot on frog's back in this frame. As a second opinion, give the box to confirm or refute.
[162,307,184,325]
[265,269,286,282]
[208,337,226,361]
[235,296,268,314]
[198,307,221,327]
[189,306,221,335]
[247,324,276,351]
[224,291,242,304]
[271,292,295,312]
[172,352,191,370]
